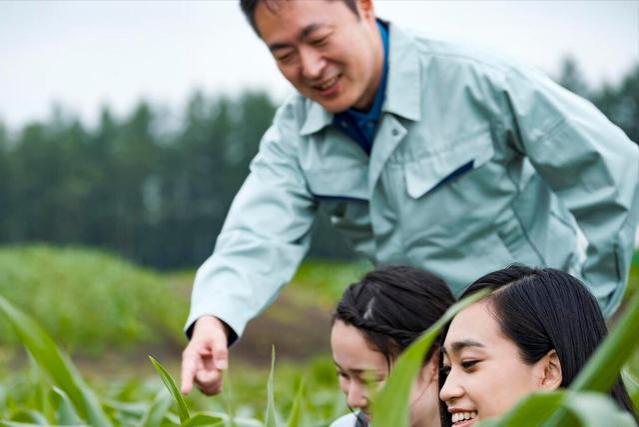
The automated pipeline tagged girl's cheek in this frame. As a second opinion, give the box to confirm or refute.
[338,377,349,394]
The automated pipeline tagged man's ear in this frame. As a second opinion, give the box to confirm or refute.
[537,350,563,391]
[356,0,376,21]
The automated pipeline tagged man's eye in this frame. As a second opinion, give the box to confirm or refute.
[440,365,451,376]
[276,52,294,63]
[336,371,348,379]
[311,36,328,46]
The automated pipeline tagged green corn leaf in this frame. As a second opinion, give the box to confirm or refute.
[372,289,490,427]
[1,422,87,427]
[285,380,305,427]
[231,418,264,427]
[180,413,225,427]
[103,399,149,416]
[0,296,111,427]
[171,411,264,427]
[475,392,564,426]
[476,390,636,427]
[8,410,49,425]
[264,346,281,427]
[148,355,190,423]
[621,370,639,411]
[138,390,172,427]
[30,364,53,422]
[563,391,636,427]
[571,291,639,393]
[0,423,46,427]
[50,387,83,426]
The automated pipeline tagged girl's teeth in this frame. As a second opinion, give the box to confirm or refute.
[452,411,477,423]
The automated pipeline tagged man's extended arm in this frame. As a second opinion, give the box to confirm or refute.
[181,102,317,394]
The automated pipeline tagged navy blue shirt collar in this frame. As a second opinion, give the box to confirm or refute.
[333,20,389,155]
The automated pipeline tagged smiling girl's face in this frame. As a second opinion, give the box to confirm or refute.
[439,301,562,426]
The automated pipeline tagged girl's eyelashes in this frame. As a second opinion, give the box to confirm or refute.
[439,360,479,376]
[335,370,386,384]
[461,360,479,370]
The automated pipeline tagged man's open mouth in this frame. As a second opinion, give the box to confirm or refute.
[316,75,340,91]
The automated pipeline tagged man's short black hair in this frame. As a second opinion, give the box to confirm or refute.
[239,0,360,37]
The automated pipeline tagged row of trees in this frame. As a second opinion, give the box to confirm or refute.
[0,91,354,268]
[0,60,637,269]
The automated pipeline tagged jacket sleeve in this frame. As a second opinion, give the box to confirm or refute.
[184,103,317,341]
[504,67,639,317]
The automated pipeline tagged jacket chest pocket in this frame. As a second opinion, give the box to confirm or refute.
[404,132,496,199]
[305,168,369,219]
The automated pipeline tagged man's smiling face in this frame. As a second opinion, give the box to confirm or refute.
[254,0,383,113]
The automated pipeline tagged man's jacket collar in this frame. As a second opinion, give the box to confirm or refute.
[300,22,422,136]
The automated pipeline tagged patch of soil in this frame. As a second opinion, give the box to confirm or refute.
[4,286,333,377]
[231,291,332,367]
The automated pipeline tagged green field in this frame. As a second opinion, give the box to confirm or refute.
[0,244,638,426]
[0,245,362,425]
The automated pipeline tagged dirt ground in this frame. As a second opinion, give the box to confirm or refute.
[59,289,334,379]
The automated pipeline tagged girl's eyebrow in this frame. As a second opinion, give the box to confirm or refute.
[442,339,485,356]
[333,361,381,375]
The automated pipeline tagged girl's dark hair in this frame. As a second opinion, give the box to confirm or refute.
[334,265,455,367]
[239,0,360,37]
[439,264,636,426]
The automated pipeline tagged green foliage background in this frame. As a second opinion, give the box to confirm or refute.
[0,59,636,271]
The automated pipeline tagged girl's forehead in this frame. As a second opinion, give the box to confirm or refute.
[331,321,389,370]
[444,302,500,351]
[444,302,527,362]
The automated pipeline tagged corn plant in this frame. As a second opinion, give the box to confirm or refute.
[0,295,110,427]
[149,348,305,427]
[0,293,308,427]
[1,281,639,426]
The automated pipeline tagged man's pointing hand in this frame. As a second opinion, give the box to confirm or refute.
[181,315,229,396]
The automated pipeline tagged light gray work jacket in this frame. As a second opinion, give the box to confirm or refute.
[186,23,639,338]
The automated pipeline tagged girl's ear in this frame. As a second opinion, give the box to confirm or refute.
[418,350,440,385]
[536,349,563,391]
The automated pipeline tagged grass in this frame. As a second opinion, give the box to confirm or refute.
[0,244,188,355]
[2,283,637,426]
[0,244,637,426]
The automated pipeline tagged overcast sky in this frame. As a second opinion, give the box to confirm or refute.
[1,0,637,129]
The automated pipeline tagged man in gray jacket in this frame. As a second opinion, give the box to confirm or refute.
[181,0,639,396]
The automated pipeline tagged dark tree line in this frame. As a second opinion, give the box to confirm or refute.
[0,60,637,269]
[0,91,354,269]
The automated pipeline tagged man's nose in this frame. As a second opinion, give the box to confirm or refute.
[346,381,368,409]
[299,48,325,80]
